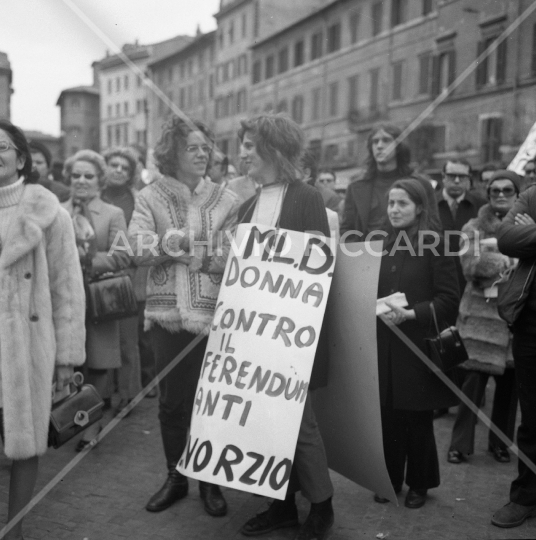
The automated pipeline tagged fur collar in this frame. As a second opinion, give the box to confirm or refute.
[0,184,60,269]
[471,203,503,236]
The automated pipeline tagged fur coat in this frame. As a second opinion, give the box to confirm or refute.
[457,203,515,375]
[0,184,86,459]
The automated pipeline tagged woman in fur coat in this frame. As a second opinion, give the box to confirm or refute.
[448,171,521,465]
[0,121,85,539]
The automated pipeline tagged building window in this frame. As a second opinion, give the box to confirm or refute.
[391,0,408,27]
[124,75,129,90]
[294,40,304,67]
[329,82,339,116]
[229,20,235,44]
[432,49,456,95]
[476,37,507,88]
[324,144,339,163]
[327,23,341,53]
[392,61,404,100]
[254,1,260,38]
[311,87,321,121]
[349,11,360,44]
[107,126,112,148]
[179,88,186,109]
[311,31,323,60]
[369,68,380,112]
[278,47,289,74]
[265,55,275,79]
[116,77,120,92]
[124,102,129,116]
[209,74,214,99]
[116,103,120,116]
[291,95,304,124]
[372,2,383,36]
[218,30,224,49]
[277,99,288,113]
[107,105,112,118]
[418,52,432,94]
[423,0,433,15]
[348,75,359,111]
[481,117,503,162]
[237,89,247,112]
[137,75,143,87]
[242,13,247,37]
[187,86,193,109]
[253,60,262,84]
[107,79,112,94]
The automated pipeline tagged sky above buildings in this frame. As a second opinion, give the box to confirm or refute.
[1,0,219,136]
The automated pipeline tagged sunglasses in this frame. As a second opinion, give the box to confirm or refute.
[445,173,471,182]
[185,145,212,154]
[489,187,516,197]
[71,173,96,180]
[0,140,18,153]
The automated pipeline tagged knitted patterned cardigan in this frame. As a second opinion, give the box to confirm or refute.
[128,176,240,334]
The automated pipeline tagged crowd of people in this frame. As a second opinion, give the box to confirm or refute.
[0,112,535,539]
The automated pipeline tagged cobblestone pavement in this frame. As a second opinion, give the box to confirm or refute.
[1,386,535,540]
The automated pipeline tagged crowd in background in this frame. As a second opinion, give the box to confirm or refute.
[1,112,536,539]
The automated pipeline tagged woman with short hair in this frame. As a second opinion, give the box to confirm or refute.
[62,149,131,450]
[0,120,85,539]
[236,114,334,540]
[128,116,240,518]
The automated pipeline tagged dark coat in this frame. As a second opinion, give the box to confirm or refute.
[238,181,330,390]
[340,173,440,242]
[377,235,461,410]
[497,186,536,331]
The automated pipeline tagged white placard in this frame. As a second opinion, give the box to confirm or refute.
[508,120,536,175]
[178,223,335,499]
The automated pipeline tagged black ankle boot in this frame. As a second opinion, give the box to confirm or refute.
[199,481,227,517]
[146,463,188,512]
[296,497,334,540]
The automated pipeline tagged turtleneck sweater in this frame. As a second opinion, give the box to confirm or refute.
[0,177,25,253]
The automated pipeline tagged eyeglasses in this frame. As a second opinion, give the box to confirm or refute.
[109,163,131,172]
[525,169,536,176]
[489,186,516,198]
[71,173,96,180]
[0,140,17,153]
[444,173,471,182]
[185,145,212,155]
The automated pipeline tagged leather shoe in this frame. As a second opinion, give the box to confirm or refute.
[146,470,188,512]
[489,444,510,463]
[199,481,227,517]
[405,489,427,509]
[492,502,536,528]
[295,509,334,540]
[447,449,464,464]
[241,499,298,536]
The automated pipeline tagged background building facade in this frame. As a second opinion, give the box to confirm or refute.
[56,86,100,159]
[0,52,13,120]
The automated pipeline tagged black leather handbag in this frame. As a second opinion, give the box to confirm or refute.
[48,373,104,449]
[425,302,468,373]
[86,271,138,324]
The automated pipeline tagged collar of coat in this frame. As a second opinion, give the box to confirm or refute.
[0,183,61,269]
[468,202,503,235]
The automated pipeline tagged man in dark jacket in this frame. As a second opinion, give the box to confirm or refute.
[437,159,486,289]
[29,141,71,202]
[493,184,536,528]
[340,123,439,243]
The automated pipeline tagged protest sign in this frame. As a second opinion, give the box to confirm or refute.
[314,242,397,504]
[508,120,536,175]
[178,223,335,499]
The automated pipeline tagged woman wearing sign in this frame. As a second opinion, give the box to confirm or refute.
[128,116,240,517]
[376,178,460,509]
[236,114,334,540]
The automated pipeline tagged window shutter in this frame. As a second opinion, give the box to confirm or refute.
[447,50,456,88]
[431,55,440,97]
[476,41,486,88]
[496,39,507,84]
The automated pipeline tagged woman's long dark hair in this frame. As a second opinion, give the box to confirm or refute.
[385,178,440,249]
[0,119,36,183]
[364,123,413,181]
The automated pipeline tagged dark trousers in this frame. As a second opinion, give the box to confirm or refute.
[450,369,518,454]
[510,331,536,506]
[151,324,208,466]
[381,406,440,490]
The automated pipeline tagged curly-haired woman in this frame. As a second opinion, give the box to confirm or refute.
[128,116,240,518]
